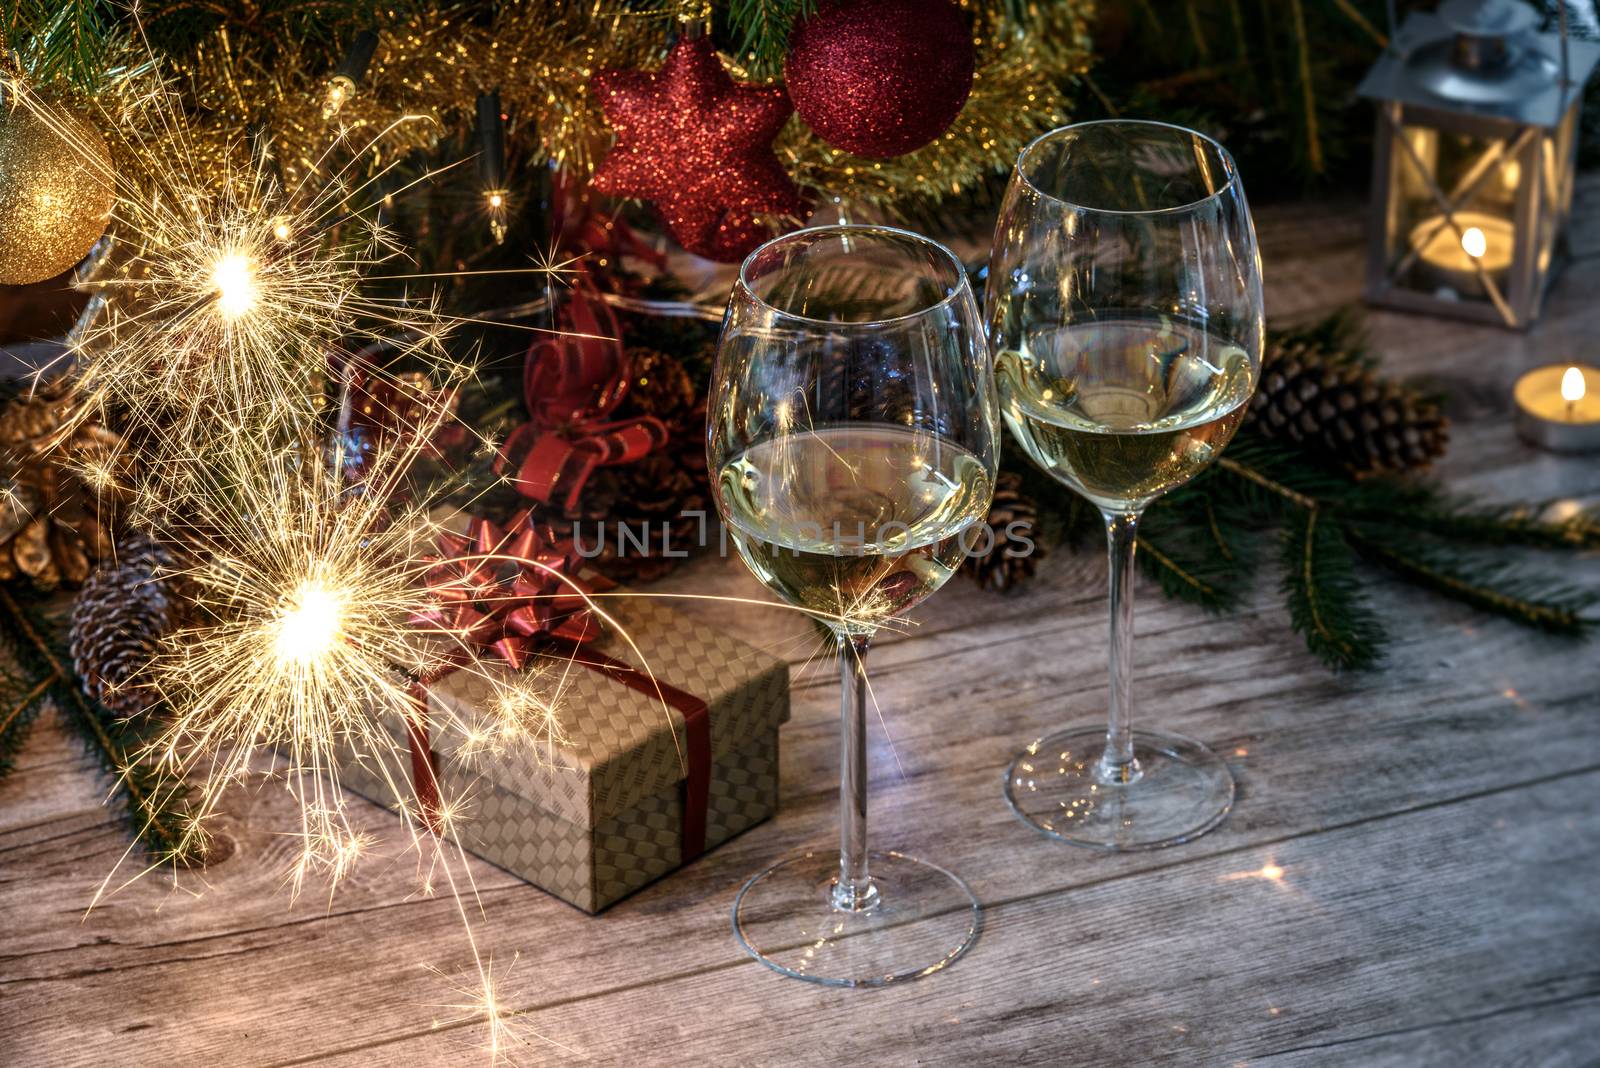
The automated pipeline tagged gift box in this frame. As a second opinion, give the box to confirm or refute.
[342,597,789,913]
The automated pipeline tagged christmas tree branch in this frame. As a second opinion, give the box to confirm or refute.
[0,661,52,782]
[1217,454,1320,512]
[1135,496,1252,613]
[0,584,199,862]
[1136,534,1232,611]
[1339,483,1600,551]
[726,0,814,77]
[1280,508,1383,671]
[1345,527,1597,636]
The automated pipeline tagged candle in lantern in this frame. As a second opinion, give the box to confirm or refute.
[1407,211,1515,298]
[1514,363,1600,453]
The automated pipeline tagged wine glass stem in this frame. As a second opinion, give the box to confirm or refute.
[833,631,878,912]
[1101,509,1144,785]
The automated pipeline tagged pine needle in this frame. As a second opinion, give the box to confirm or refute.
[0,661,52,782]
[726,0,813,78]
[1346,527,1597,636]
[1341,480,1600,551]
[1286,0,1323,174]
[1279,509,1384,670]
[1135,491,1257,613]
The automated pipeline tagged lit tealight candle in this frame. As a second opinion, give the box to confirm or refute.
[1408,211,1515,298]
[1514,363,1600,453]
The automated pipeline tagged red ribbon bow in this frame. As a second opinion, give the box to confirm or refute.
[494,280,669,515]
[549,168,667,278]
[412,511,608,670]
[405,513,715,861]
[405,512,607,834]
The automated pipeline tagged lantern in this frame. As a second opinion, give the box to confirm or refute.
[1358,0,1599,329]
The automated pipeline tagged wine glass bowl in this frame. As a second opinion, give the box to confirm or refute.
[709,225,998,985]
[986,120,1264,851]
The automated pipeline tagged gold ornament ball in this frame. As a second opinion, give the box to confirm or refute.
[0,96,114,285]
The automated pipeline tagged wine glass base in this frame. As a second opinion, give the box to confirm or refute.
[1004,726,1234,851]
[732,849,980,987]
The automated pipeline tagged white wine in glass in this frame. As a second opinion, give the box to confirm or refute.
[986,120,1264,851]
[718,425,992,633]
[995,319,1253,513]
[709,225,998,986]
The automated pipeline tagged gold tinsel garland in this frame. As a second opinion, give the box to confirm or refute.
[143,0,1094,211]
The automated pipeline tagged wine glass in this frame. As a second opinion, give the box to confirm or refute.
[709,224,998,986]
[985,120,1264,850]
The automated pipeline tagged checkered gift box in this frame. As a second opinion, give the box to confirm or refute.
[342,598,789,913]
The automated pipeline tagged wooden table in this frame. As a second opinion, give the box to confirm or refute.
[4,186,1599,1067]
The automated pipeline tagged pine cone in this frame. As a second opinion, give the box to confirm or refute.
[0,385,123,589]
[69,532,191,720]
[1246,339,1449,478]
[537,345,712,583]
[626,347,699,423]
[963,472,1046,594]
[568,448,710,583]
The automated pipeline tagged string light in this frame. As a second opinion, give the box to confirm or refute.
[321,75,356,121]
[483,188,510,244]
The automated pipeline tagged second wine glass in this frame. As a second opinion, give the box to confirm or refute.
[985,120,1265,851]
[709,224,998,985]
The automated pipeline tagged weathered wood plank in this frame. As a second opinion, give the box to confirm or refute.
[299,770,1600,1066]
[2,564,1596,1067]
[1256,992,1600,1066]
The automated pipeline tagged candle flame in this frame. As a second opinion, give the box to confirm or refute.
[1561,366,1586,403]
[1460,226,1487,260]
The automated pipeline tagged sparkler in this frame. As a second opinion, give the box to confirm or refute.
[50,103,473,459]
[133,428,460,882]
[0,34,570,1058]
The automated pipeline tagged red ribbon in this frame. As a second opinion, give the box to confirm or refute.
[412,512,603,670]
[494,279,669,515]
[407,514,601,830]
[550,641,712,861]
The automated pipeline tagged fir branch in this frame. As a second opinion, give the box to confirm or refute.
[1287,0,1322,175]
[725,0,813,78]
[1135,532,1236,613]
[1135,490,1257,613]
[1,0,115,91]
[1345,527,1597,636]
[0,662,52,782]
[1218,454,1320,512]
[1338,480,1600,552]
[0,584,200,862]
[1280,509,1383,670]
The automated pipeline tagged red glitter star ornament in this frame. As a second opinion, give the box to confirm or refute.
[589,35,805,263]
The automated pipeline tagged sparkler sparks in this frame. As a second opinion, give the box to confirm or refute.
[3,47,560,1055]
[136,433,456,871]
[0,60,477,468]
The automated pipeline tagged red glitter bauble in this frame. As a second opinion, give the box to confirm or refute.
[590,36,805,263]
[785,0,975,159]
